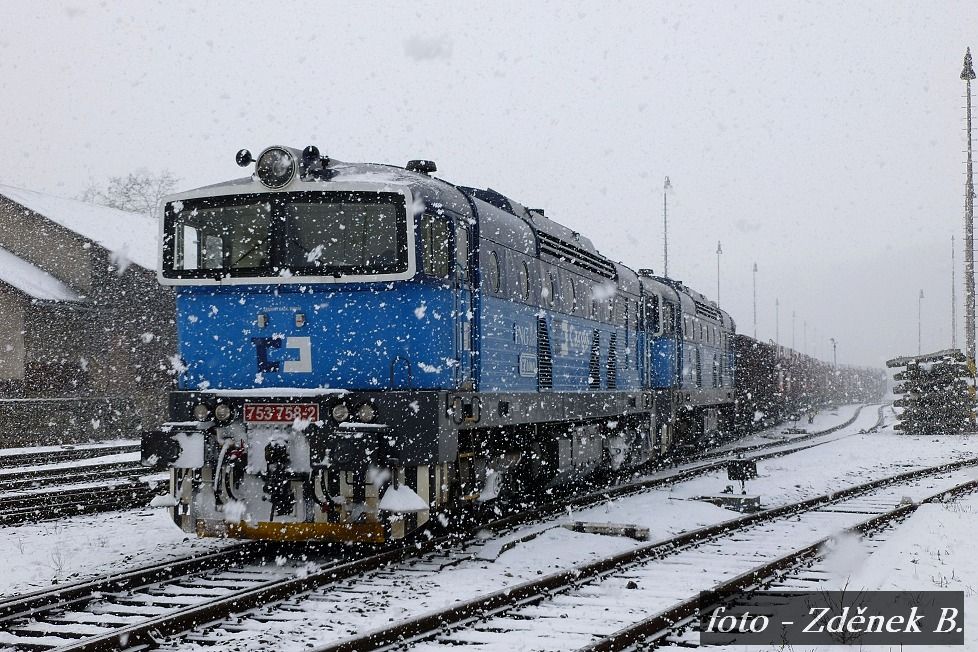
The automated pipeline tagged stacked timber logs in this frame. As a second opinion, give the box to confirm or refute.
[887,349,976,435]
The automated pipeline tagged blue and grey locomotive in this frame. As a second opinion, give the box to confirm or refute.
[142,145,736,542]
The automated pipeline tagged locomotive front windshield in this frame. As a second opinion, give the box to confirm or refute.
[162,191,409,279]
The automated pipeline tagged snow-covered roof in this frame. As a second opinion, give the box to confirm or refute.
[0,183,157,270]
[0,246,80,302]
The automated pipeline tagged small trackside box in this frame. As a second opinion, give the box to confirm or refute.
[727,459,758,482]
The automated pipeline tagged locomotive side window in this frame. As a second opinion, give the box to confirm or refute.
[421,214,451,278]
[564,276,577,315]
[695,348,702,387]
[455,224,469,282]
[486,250,501,293]
[662,303,676,336]
[517,261,530,301]
[545,271,557,308]
[625,299,632,356]
[646,294,660,333]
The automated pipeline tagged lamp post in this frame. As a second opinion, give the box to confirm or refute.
[918,289,925,355]
[775,297,780,348]
[663,176,672,278]
[792,310,796,350]
[962,48,976,362]
[716,240,722,306]
[752,262,758,339]
[829,337,837,367]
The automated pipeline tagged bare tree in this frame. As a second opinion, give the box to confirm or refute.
[81,169,179,215]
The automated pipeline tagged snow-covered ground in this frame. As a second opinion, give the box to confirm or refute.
[0,508,233,595]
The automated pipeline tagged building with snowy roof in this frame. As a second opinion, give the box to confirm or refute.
[0,184,174,445]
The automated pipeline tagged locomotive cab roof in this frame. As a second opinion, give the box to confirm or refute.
[163,146,658,292]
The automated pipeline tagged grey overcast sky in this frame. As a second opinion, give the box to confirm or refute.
[1,1,976,367]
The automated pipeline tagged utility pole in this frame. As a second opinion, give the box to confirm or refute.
[962,48,976,362]
[953,234,957,349]
[804,320,808,355]
[919,289,926,355]
[775,297,780,348]
[715,240,722,305]
[791,310,798,351]
[830,337,837,367]
[663,176,672,278]
[752,262,758,339]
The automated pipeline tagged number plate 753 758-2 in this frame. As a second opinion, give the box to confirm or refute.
[242,403,319,423]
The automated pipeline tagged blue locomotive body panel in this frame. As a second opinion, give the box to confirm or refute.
[477,297,642,393]
[175,282,457,391]
[477,296,537,392]
[649,337,679,388]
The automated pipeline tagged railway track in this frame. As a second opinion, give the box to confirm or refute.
[0,481,160,527]
[305,457,978,652]
[0,460,146,493]
[703,402,884,460]
[0,443,140,470]
[0,404,886,650]
[0,444,155,527]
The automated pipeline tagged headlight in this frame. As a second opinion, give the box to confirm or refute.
[213,403,233,424]
[331,403,351,423]
[255,146,296,189]
[356,403,377,423]
[192,403,211,421]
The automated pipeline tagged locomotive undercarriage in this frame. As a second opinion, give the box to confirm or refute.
[144,388,728,543]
